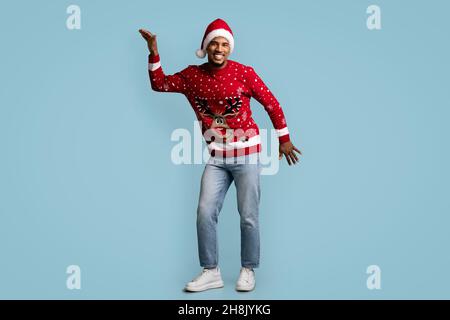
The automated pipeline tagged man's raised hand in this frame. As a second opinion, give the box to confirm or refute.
[139,29,159,55]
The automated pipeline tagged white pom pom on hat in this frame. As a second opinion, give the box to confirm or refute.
[196,49,207,59]
[195,18,234,59]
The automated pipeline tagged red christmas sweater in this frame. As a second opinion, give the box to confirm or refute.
[148,54,290,158]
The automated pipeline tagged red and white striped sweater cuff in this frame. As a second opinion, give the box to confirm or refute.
[148,54,161,71]
[277,127,290,144]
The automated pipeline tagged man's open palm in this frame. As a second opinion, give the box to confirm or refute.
[139,29,158,55]
[279,141,302,166]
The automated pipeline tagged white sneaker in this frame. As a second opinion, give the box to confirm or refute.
[184,267,224,292]
[235,267,256,291]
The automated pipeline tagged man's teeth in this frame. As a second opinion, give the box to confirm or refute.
[214,54,223,59]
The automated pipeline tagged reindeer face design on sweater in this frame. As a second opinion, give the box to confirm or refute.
[194,96,242,138]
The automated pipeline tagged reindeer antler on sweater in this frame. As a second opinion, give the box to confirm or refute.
[223,96,242,117]
[194,96,242,119]
[194,97,214,117]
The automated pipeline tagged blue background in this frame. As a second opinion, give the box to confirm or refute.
[0,0,449,299]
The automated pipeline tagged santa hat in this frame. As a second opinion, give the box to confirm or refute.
[195,18,234,59]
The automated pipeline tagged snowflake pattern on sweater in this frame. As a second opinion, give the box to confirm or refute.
[148,54,290,158]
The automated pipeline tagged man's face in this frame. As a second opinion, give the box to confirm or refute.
[206,37,230,66]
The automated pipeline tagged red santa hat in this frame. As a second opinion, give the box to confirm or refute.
[195,18,234,59]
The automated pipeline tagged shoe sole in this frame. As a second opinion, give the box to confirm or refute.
[235,284,255,292]
[184,280,224,292]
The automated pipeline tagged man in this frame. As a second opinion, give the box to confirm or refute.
[139,18,301,292]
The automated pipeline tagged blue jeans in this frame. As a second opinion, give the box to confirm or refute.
[197,153,262,269]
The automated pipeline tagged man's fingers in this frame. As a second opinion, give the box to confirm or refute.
[291,150,299,163]
[139,30,149,40]
[139,29,154,40]
[285,153,292,166]
[279,152,283,160]
[139,28,152,36]
[139,32,148,40]
[289,153,297,165]
[294,146,302,155]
